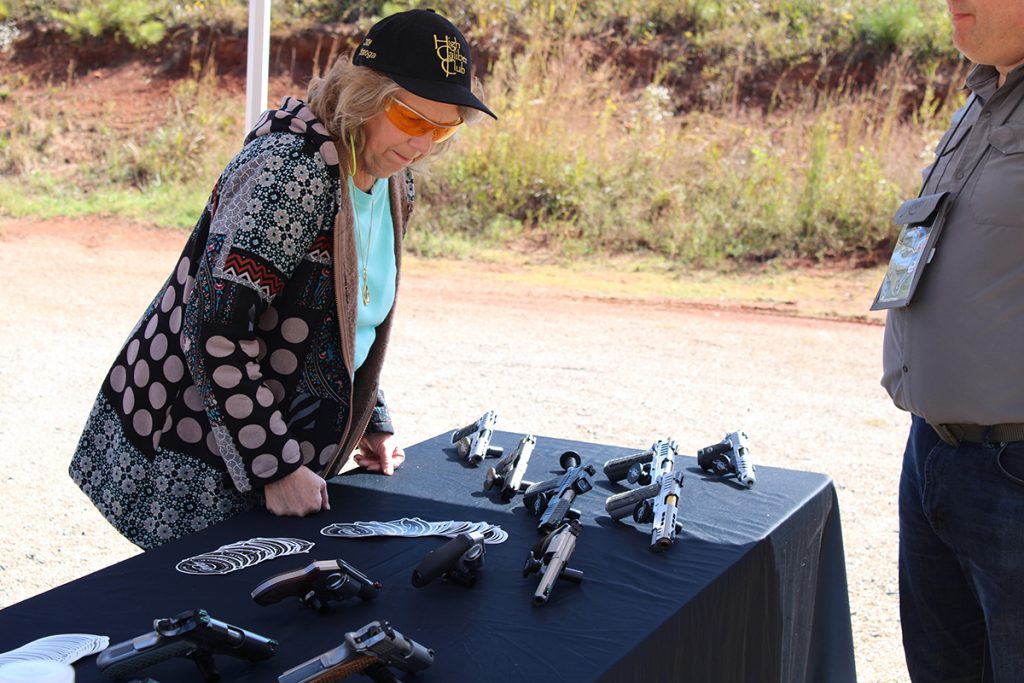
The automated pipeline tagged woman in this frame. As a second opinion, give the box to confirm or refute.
[69,9,496,549]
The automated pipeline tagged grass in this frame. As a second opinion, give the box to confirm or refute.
[412,50,965,265]
[0,0,954,58]
[0,1,969,270]
[0,58,235,228]
[0,174,210,226]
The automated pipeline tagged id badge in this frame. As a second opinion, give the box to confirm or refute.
[870,191,951,310]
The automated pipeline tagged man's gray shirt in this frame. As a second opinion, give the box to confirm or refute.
[882,63,1024,425]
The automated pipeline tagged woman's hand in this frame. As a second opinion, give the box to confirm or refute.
[264,466,330,516]
[355,432,406,475]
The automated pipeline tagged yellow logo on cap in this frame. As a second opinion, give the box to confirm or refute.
[359,37,376,59]
[434,34,467,77]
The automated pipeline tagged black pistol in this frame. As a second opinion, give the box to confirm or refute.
[483,434,537,501]
[602,443,658,483]
[697,430,756,488]
[252,559,382,612]
[450,410,503,464]
[605,439,685,552]
[411,531,486,587]
[522,458,596,534]
[96,608,277,681]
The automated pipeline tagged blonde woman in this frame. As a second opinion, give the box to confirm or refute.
[70,9,495,549]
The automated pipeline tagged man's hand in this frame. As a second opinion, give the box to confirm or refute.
[264,466,330,516]
[355,432,406,475]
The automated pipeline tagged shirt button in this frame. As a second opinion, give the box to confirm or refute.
[955,171,964,179]
[902,365,909,373]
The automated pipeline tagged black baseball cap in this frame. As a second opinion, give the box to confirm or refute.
[352,9,496,119]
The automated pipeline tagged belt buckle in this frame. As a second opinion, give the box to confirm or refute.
[931,423,961,448]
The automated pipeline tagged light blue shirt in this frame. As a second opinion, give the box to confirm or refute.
[349,176,397,370]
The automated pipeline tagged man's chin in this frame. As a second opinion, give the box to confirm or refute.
[952,37,978,62]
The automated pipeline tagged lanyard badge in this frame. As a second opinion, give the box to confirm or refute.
[870,95,981,311]
[870,191,952,310]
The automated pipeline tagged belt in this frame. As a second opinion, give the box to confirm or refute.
[930,422,1024,448]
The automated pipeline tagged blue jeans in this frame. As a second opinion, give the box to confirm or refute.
[899,415,1024,683]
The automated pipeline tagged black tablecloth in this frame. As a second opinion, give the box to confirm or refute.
[0,432,856,682]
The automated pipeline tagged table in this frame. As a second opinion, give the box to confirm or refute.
[0,432,856,682]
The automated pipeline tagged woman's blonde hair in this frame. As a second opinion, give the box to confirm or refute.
[307,56,485,170]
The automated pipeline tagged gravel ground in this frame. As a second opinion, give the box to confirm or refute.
[0,217,910,681]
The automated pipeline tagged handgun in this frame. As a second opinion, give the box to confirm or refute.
[602,442,663,483]
[483,434,536,501]
[605,439,685,552]
[277,621,433,683]
[411,531,485,587]
[251,559,382,612]
[450,410,503,465]
[95,609,277,682]
[697,430,756,488]
[522,461,596,534]
[522,519,583,606]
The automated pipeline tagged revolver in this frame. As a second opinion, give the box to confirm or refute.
[697,430,756,488]
[450,410,503,465]
[483,434,537,501]
[411,531,486,588]
[251,559,382,612]
[522,519,584,606]
[95,608,277,682]
[605,439,685,552]
[277,620,434,683]
[522,457,596,534]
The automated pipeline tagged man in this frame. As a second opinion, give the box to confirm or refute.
[879,1,1024,681]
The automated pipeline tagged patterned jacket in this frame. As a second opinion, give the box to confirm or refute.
[70,98,412,547]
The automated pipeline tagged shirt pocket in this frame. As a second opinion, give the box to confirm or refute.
[921,122,971,188]
[968,123,1024,227]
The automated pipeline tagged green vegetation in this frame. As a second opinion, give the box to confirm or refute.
[49,0,167,46]
[0,173,211,226]
[0,58,238,227]
[413,51,965,264]
[6,0,956,58]
[0,0,967,267]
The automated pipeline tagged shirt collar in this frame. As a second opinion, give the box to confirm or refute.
[966,64,1000,102]
[966,62,1024,103]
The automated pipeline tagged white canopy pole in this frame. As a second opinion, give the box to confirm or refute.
[245,0,271,133]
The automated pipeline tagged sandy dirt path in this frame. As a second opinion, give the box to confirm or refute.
[0,217,910,682]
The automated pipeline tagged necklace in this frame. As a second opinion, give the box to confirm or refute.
[349,134,377,306]
[352,180,379,306]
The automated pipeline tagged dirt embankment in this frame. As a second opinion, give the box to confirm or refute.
[4,20,961,119]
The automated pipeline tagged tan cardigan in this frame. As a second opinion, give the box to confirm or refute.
[322,152,412,477]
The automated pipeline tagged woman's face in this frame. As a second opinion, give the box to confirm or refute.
[357,89,461,181]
